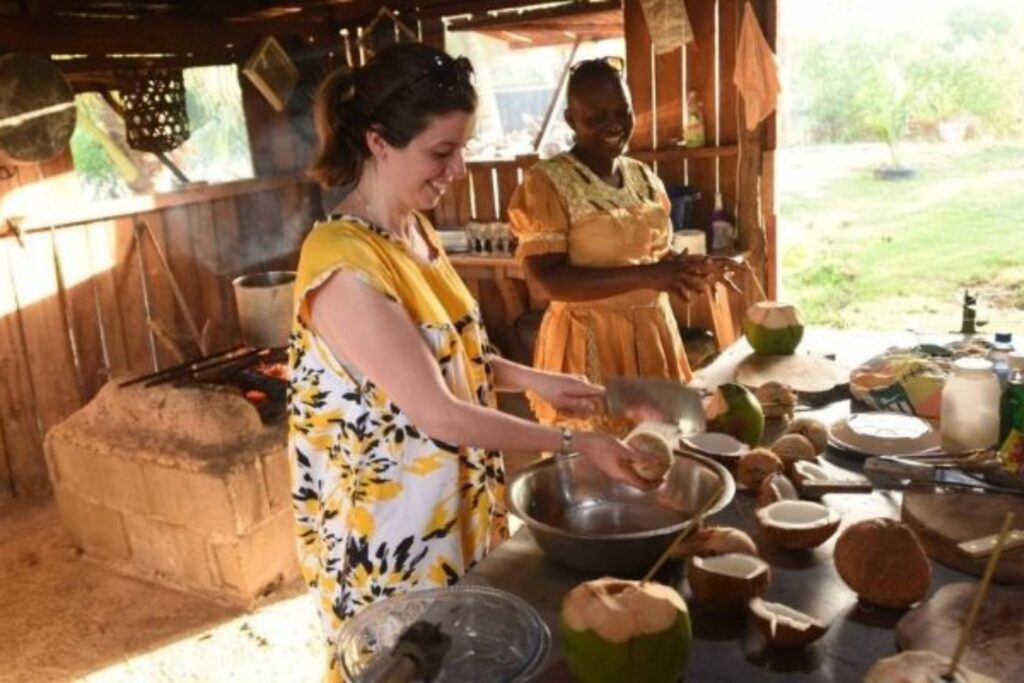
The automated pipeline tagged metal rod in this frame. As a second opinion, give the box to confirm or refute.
[153,347,269,387]
[119,343,247,388]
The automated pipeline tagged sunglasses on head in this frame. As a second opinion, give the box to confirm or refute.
[370,54,475,117]
[569,56,626,76]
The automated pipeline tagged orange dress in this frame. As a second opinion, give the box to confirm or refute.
[508,152,692,428]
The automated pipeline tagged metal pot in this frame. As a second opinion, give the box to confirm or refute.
[231,271,296,349]
[507,450,735,575]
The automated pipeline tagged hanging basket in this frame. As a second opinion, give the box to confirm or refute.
[119,69,190,153]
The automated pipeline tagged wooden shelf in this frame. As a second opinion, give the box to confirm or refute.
[631,145,739,164]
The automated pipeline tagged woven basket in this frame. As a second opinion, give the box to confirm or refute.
[120,69,190,153]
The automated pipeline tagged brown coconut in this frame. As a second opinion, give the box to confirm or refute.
[834,519,930,608]
[626,430,674,482]
[754,381,798,419]
[756,500,840,550]
[790,459,830,487]
[737,448,784,490]
[687,553,770,614]
[672,525,758,559]
[749,597,828,649]
[757,472,799,509]
[863,650,996,683]
[785,417,829,455]
[770,433,817,474]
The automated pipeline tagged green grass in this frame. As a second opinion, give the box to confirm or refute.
[779,141,1024,336]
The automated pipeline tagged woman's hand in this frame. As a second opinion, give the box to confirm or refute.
[705,255,744,294]
[530,372,605,417]
[649,250,711,301]
[574,431,661,490]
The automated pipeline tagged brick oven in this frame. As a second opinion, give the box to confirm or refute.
[43,362,299,608]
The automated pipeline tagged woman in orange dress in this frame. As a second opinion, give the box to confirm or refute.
[509,58,729,429]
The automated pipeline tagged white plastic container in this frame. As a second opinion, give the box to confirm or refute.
[940,357,1001,452]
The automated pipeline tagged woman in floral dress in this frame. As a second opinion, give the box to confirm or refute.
[289,44,659,681]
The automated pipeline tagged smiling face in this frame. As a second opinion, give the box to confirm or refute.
[370,110,475,212]
[565,75,635,162]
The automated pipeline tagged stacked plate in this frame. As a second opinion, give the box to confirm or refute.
[827,412,941,458]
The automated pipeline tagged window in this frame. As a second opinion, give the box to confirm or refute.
[70,64,254,200]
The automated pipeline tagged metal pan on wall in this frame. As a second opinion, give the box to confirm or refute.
[0,53,77,165]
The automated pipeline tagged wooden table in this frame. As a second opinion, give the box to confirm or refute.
[469,328,983,682]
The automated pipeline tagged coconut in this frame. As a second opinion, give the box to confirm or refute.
[687,553,770,614]
[706,383,765,448]
[672,525,758,559]
[770,434,817,473]
[790,459,830,487]
[748,597,828,649]
[754,381,798,419]
[863,650,996,683]
[755,500,839,550]
[785,417,829,455]
[743,302,804,355]
[625,429,674,482]
[756,472,799,509]
[560,577,691,683]
[737,448,783,490]
[834,519,930,608]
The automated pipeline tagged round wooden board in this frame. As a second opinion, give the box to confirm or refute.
[901,491,1024,583]
[735,352,849,393]
[897,582,1024,681]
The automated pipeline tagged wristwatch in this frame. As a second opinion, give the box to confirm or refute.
[558,427,575,457]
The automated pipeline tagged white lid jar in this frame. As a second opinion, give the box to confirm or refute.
[940,358,1001,452]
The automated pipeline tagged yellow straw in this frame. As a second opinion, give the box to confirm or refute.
[642,482,724,584]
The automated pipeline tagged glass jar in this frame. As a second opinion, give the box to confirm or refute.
[941,357,1001,452]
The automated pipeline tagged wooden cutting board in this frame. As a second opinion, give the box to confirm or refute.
[901,490,1024,583]
[897,582,1024,681]
[735,352,849,393]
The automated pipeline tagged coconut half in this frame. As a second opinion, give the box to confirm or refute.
[737,448,783,490]
[756,472,799,509]
[687,553,770,614]
[755,500,840,550]
[626,430,674,482]
[863,650,997,683]
[671,525,759,559]
[748,597,828,649]
[790,459,830,486]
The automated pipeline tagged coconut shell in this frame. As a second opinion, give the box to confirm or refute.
[737,448,783,490]
[754,381,797,419]
[834,518,930,608]
[626,431,674,482]
[672,526,758,559]
[785,417,829,455]
[756,500,840,550]
[756,473,799,509]
[790,459,829,487]
[687,553,770,614]
[748,597,828,649]
[770,434,817,473]
[863,650,996,683]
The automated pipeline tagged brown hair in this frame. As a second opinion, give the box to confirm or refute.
[309,43,477,188]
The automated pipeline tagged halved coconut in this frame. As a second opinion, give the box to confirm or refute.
[790,459,830,486]
[785,417,829,455]
[626,429,674,482]
[671,525,759,559]
[737,448,783,490]
[770,433,817,473]
[755,500,840,550]
[756,472,799,509]
[687,553,770,614]
[749,597,828,649]
[863,650,996,683]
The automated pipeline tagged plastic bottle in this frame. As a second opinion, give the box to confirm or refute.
[988,332,1014,388]
[940,357,1001,452]
[684,91,706,148]
[709,192,737,252]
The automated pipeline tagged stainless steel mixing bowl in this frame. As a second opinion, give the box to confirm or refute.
[507,450,735,575]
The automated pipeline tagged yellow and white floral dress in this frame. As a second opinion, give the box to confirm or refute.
[508,152,692,429]
[287,214,508,680]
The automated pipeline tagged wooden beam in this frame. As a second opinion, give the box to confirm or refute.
[0,14,340,57]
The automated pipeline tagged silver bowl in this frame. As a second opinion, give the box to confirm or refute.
[507,450,735,575]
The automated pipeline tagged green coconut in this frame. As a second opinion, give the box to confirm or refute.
[560,577,691,683]
[743,302,805,355]
[706,383,765,448]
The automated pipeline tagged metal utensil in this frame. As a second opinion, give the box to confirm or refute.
[864,456,1024,497]
[605,376,706,436]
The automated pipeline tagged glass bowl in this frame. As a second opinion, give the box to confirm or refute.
[337,584,550,682]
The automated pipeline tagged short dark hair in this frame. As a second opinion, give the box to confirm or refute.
[309,43,477,188]
[566,57,625,102]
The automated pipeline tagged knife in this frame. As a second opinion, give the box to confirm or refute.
[864,456,1024,497]
[604,376,706,436]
